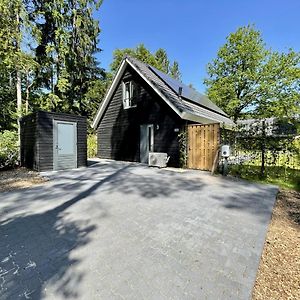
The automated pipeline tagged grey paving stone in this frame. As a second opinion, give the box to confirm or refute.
[0,159,278,299]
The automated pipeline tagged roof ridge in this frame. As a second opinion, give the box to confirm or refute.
[126,56,231,119]
[92,55,234,128]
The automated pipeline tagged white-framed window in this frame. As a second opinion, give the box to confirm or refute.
[122,80,136,109]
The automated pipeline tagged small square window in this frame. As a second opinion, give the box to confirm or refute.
[122,81,136,109]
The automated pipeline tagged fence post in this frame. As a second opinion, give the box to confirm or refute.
[260,120,266,178]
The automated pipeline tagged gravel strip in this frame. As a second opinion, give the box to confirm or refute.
[252,189,300,299]
[0,168,47,192]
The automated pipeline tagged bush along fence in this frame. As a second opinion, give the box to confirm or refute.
[220,118,300,185]
[0,130,19,170]
[178,129,188,168]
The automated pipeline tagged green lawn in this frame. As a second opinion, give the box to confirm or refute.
[229,164,300,191]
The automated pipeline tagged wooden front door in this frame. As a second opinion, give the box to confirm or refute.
[140,124,154,164]
[187,123,220,171]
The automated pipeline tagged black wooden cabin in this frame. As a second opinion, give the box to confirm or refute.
[93,56,233,167]
[20,111,87,171]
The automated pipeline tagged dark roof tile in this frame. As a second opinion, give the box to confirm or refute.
[127,56,234,126]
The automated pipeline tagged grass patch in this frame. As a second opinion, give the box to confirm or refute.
[229,164,300,191]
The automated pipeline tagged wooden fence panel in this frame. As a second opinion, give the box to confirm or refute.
[187,123,220,171]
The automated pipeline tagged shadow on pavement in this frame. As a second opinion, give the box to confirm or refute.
[0,164,129,299]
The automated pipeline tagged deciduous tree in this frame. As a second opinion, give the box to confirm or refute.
[204,25,268,122]
[205,25,300,122]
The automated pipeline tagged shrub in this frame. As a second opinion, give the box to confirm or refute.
[0,130,19,169]
[87,134,97,158]
[178,130,188,168]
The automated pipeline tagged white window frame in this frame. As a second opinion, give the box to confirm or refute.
[122,80,136,109]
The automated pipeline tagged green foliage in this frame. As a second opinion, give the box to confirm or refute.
[0,0,23,67]
[229,165,300,191]
[205,25,266,121]
[31,0,104,117]
[110,44,181,80]
[82,79,109,126]
[0,0,105,131]
[87,134,97,158]
[0,66,17,130]
[169,61,181,81]
[220,119,300,183]
[178,129,188,168]
[155,48,170,73]
[255,50,300,119]
[36,93,66,112]
[0,130,19,169]
[205,25,300,122]
[222,125,300,190]
[0,0,37,128]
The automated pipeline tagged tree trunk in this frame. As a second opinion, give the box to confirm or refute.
[17,70,22,113]
[16,11,22,161]
[25,72,33,114]
[25,88,29,114]
[16,69,22,160]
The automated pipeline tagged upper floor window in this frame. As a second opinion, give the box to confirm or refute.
[122,80,136,109]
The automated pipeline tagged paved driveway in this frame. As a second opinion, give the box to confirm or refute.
[0,160,278,300]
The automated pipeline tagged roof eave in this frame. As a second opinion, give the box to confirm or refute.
[92,59,128,129]
[181,112,235,129]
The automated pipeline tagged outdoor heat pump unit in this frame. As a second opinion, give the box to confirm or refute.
[148,152,169,168]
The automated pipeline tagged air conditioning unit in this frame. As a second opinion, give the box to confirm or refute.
[148,152,169,168]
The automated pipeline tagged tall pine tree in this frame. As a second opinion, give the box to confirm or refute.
[29,0,104,116]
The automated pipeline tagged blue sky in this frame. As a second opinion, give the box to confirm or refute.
[95,0,300,93]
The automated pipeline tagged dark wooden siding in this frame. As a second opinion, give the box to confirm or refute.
[20,114,38,170]
[37,111,87,171]
[97,66,185,167]
[21,111,87,171]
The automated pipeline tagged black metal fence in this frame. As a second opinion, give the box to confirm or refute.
[220,119,300,178]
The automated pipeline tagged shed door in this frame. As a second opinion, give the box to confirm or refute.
[53,121,77,170]
[140,124,154,164]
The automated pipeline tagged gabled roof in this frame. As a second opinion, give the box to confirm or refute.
[92,56,234,129]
